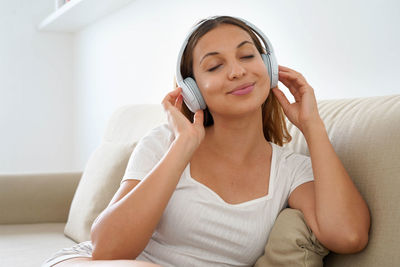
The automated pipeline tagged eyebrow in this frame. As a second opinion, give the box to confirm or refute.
[199,40,254,64]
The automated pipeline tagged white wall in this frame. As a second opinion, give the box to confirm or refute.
[2,0,399,173]
[72,0,400,170]
[0,0,75,173]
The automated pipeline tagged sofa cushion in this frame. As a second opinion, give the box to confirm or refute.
[64,142,135,243]
[0,223,76,267]
[284,95,400,267]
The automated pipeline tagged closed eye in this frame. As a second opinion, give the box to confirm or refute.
[207,55,254,72]
[242,55,254,59]
[208,64,221,72]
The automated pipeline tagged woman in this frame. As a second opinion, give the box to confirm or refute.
[44,15,370,267]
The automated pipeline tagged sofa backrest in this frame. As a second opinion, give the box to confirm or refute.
[102,104,167,144]
[285,95,400,267]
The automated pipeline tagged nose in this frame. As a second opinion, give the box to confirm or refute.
[228,60,246,80]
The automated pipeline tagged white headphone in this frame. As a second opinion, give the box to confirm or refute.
[176,16,279,113]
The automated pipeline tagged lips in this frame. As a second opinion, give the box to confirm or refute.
[229,82,255,95]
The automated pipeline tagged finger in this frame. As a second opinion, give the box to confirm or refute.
[278,65,300,75]
[279,71,309,99]
[174,87,182,95]
[279,65,305,87]
[279,74,300,91]
[166,87,182,101]
[162,87,182,107]
[279,71,306,88]
[193,109,204,126]
[278,74,302,100]
[279,67,308,87]
[278,65,292,72]
[175,94,183,111]
[280,72,312,102]
[272,88,291,112]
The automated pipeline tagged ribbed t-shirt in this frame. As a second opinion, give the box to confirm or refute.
[122,123,314,267]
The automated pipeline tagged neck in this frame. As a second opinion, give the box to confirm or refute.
[203,108,269,164]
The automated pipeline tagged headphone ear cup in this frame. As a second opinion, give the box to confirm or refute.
[182,77,206,112]
[262,54,278,88]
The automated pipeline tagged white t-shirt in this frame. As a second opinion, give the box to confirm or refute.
[122,123,314,267]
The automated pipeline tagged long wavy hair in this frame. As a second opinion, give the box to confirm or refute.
[177,16,291,146]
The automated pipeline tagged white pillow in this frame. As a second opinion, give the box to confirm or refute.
[64,142,135,243]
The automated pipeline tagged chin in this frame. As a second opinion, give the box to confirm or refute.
[219,102,264,118]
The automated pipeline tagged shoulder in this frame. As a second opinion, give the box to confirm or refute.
[271,143,313,183]
[271,143,314,197]
[145,123,174,139]
[139,123,175,146]
[131,123,175,160]
[272,143,310,167]
[122,123,174,182]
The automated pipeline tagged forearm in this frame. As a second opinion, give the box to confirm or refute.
[303,119,370,247]
[91,135,197,260]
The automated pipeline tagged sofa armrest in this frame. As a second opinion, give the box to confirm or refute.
[0,172,82,224]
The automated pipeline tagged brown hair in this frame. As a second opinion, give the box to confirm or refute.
[177,16,291,146]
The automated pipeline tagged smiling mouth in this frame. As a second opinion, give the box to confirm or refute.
[229,82,256,95]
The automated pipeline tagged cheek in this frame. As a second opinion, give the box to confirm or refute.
[256,63,270,89]
[256,61,269,79]
[196,77,224,108]
[200,80,215,92]
[196,75,222,95]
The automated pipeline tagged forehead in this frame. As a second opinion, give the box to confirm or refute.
[193,24,253,56]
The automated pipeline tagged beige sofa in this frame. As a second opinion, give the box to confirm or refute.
[1,95,399,267]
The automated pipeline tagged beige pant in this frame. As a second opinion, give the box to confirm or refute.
[254,208,329,267]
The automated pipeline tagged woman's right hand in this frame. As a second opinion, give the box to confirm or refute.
[161,87,205,148]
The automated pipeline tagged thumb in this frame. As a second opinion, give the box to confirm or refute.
[193,109,204,127]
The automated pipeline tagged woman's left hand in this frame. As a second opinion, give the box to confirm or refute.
[272,65,322,133]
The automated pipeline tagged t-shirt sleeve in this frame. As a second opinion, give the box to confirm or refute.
[121,123,174,184]
[287,153,314,196]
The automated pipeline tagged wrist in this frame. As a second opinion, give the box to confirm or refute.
[301,118,326,139]
[173,134,200,155]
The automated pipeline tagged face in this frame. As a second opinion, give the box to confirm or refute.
[192,24,270,118]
